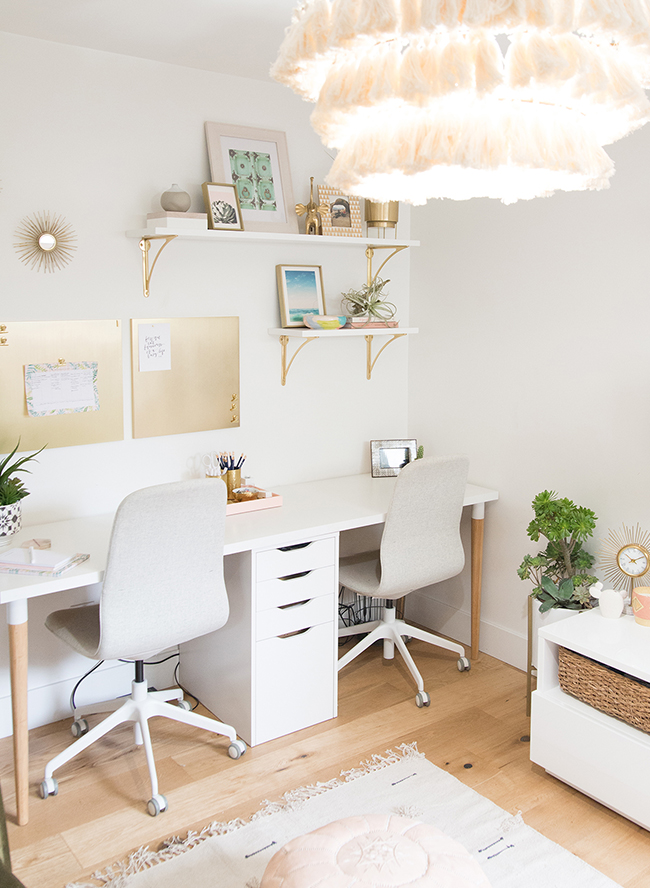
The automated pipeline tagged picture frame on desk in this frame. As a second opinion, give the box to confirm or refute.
[371,439,417,477]
[205,122,298,234]
[276,264,326,328]
[201,182,244,231]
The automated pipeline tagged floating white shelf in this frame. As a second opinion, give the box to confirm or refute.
[126,228,419,248]
[268,327,419,385]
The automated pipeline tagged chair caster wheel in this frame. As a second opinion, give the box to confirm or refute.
[71,718,89,738]
[415,691,430,708]
[228,739,247,759]
[457,657,471,672]
[40,777,58,799]
[147,794,168,817]
[177,699,192,711]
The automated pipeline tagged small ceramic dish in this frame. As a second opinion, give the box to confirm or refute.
[304,315,347,330]
[231,487,260,502]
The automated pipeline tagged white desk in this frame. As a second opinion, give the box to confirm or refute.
[0,473,497,824]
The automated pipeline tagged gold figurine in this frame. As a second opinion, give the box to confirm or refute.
[295,177,328,235]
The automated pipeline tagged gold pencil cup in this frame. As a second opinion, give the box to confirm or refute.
[225,469,241,501]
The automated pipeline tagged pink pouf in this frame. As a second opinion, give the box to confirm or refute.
[261,813,491,888]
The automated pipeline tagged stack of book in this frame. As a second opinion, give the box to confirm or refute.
[345,317,399,328]
[0,547,89,577]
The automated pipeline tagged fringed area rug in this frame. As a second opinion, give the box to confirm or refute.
[70,743,621,888]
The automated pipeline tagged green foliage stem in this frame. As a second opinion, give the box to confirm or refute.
[0,441,46,506]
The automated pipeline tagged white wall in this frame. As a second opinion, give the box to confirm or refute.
[0,33,412,735]
[406,125,650,669]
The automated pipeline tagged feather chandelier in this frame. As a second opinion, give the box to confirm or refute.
[271,0,650,204]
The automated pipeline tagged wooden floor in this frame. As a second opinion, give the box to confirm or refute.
[2,639,650,887]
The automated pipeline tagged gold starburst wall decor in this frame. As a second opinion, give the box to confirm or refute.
[599,524,650,595]
[14,211,77,273]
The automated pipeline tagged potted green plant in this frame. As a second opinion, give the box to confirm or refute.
[341,277,397,326]
[518,489,598,612]
[0,441,46,545]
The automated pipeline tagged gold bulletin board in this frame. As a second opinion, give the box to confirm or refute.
[130,317,240,439]
[0,319,124,452]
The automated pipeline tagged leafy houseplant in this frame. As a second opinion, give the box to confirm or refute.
[517,490,598,613]
[341,277,397,324]
[0,441,46,505]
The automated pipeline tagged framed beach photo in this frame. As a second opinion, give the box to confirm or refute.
[205,122,298,234]
[276,265,325,328]
[317,185,363,237]
[201,182,244,231]
[370,439,417,477]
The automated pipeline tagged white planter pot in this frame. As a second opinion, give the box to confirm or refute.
[0,501,22,548]
[531,598,577,667]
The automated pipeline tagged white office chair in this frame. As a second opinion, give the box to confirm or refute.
[39,479,246,817]
[338,455,471,707]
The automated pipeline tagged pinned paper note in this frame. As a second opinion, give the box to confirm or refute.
[25,362,99,416]
[138,323,171,372]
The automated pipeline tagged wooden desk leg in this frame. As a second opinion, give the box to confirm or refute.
[470,504,485,660]
[8,600,29,826]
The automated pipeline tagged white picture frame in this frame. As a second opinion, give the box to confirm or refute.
[205,122,298,234]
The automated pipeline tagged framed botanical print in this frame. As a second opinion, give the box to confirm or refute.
[317,185,363,237]
[205,122,298,234]
[276,264,325,327]
[201,182,244,230]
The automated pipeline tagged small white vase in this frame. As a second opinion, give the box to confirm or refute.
[160,184,191,212]
[0,501,22,548]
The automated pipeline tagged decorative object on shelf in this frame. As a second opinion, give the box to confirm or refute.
[304,315,346,330]
[370,439,417,478]
[317,185,362,237]
[201,182,244,231]
[205,122,298,234]
[589,582,626,620]
[295,177,328,235]
[14,211,77,273]
[599,524,650,612]
[160,184,191,213]
[146,212,207,231]
[0,441,46,548]
[518,490,598,613]
[276,264,325,327]
[341,276,397,326]
[271,2,650,205]
[632,586,650,626]
[365,200,399,238]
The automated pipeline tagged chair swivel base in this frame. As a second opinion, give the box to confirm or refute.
[338,606,470,707]
[40,678,246,816]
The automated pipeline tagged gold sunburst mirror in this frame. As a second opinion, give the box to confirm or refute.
[14,211,77,273]
[599,524,650,599]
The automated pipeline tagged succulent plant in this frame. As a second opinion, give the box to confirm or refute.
[0,441,46,506]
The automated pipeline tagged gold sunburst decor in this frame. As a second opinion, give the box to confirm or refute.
[14,211,77,273]
[599,524,650,597]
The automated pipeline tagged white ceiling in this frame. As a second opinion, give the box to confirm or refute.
[0,0,299,81]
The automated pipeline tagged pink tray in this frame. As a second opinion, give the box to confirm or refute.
[226,491,283,516]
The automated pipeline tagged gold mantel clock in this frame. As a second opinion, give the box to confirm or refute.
[600,525,650,598]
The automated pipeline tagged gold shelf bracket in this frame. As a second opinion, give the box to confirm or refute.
[279,334,317,385]
[139,235,177,298]
[365,333,406,380]
[366,244,409,286]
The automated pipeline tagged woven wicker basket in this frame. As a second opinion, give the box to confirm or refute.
[558,646,650,734]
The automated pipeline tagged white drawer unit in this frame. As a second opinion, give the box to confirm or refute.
[179,532,338,747]
[530,609,650,831]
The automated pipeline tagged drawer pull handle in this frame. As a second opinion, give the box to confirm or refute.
[278,542,312,552]
[278,627,311,639]
[279,570,312,581]
[278,599,311,610]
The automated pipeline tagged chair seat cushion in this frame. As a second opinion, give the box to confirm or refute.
[45,604,101,659]
[339,553,382,599]
[260,813,491,888]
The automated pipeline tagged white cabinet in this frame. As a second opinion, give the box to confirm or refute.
[531,609,650,830]
[179,533,338,747]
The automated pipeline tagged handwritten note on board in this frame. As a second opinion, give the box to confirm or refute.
[24,362,99,416]
[138,323,172,372]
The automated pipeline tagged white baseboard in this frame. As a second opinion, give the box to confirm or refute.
[406,591,527,672]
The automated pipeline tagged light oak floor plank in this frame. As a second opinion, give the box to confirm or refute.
[0,640,648,887]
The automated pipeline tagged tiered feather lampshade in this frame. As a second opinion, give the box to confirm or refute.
[271,0,650,203]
